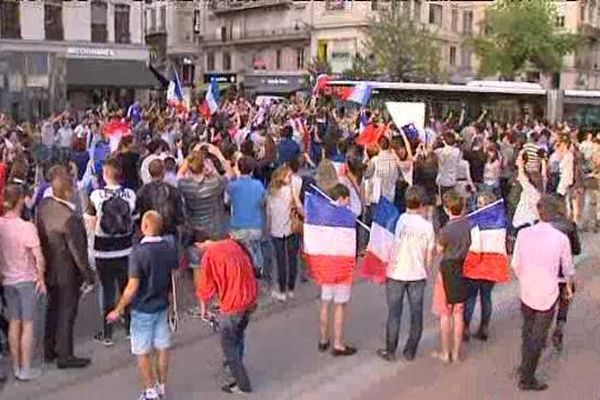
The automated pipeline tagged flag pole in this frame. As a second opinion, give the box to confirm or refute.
[309,184,371,232]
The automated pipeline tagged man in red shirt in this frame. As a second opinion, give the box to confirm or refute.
[196,229,258,394]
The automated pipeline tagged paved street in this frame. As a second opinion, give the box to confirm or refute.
[2,233,600,400]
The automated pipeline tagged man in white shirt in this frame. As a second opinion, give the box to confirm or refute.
[57,118,74,162]
[376,186,435,362]
[434,132,461,192]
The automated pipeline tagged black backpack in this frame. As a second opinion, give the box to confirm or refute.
[100,189,132,236]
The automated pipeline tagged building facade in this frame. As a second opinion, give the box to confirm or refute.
[198,0,311,95]
[144,0,202,88]
[0,0,155,120]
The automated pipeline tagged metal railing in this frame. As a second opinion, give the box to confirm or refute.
[202,26,310,44]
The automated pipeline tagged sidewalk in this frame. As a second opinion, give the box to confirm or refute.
[1,233,599,399]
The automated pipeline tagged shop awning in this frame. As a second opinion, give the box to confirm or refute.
[67,59,160,88]
[245,84,306,95]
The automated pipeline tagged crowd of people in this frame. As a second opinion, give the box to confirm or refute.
[0,90,594,398]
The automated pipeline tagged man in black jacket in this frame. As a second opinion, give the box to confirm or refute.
[36,171,96,369]
[548,194,581,352]
[135,159,185,239]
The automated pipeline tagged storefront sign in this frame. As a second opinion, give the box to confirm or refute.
[67,47,115,58]
[203,73,237,84]
[265,78,290,85]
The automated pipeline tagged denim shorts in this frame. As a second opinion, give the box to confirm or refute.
[3,282,37,321]
[130,309,171,355]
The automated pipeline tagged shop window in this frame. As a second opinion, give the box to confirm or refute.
[223,52,231,71]
[182,64,195,86]
[114,4,131,44]
[0,0,20,39]
[44,1,64,41]
[91,1,108,43]
[207,52,215,71]
[429,3,442,26]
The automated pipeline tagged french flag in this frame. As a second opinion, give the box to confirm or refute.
[303,192,357,285]
[339,82,372,106]
[199,80,220,119]
[103,119,132,152]
[360,198,400,284]
[462,200,511,283]
[167,69,185,110]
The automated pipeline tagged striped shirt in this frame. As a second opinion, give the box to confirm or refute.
[522,142,542,173]
[178,175,226,238]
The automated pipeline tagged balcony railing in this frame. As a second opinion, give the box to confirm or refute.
[203,26,310,46]
[210,0,292,14]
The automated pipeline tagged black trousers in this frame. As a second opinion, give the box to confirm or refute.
[520,302,556,385]
[96,257,130,337]
[45,284,80,360]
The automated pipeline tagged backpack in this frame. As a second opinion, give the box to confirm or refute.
[100,189,132,236]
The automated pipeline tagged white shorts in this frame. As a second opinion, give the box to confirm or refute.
[321,284,352,304]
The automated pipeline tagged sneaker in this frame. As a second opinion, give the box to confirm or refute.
[155,383,166,399]
[287,291,295,299]
[518,380,549,391]
[271,290,286,302]
[221,382,251,394]
[318,340,330,353]
[376,348,395,362]
[94,332,114,347]
[138,388,160,400]
[16,367,42,381]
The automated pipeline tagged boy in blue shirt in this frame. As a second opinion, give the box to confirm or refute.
[107,211,178,400]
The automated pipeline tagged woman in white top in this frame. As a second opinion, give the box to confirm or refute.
[512,150,544,231]
[266,166,304,302]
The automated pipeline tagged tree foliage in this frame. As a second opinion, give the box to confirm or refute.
[364,8,442,82]
[472,0,581,79]
[342,54,374,80]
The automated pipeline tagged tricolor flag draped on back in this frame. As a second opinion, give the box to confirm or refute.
[360,197,400,284]
[303,192,357,285]
[462,199,510,283]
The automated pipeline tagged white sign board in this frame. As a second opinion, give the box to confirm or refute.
[385,101,426,131]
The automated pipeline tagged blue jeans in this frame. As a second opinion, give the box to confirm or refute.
[464,279,495,329]
[272,235,300,293]
[231,229,264,275]
[385,279,426,357]
[221,311,252,392]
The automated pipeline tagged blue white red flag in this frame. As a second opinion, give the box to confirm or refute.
[200,80,221,118]
[303,192,357,285]
[463,200,510,283]
[167,69,184,105]
[340,82,372,106]
[360,197,400,284]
